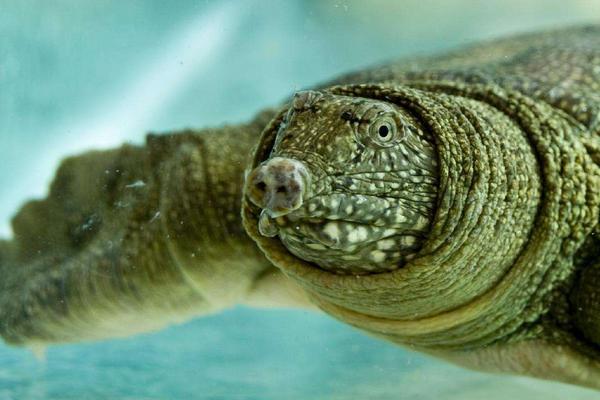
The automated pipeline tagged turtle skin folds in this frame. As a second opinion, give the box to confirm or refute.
[243,26,600,388]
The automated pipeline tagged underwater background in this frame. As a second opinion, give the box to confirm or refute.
[1,1,600,399]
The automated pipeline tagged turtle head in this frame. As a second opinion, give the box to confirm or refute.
[243,83,566,351]
[245,90,438,274]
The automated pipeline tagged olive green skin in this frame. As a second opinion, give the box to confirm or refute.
[1,26,600,389]
[247,92,439,275]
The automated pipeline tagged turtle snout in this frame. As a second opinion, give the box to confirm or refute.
[245,157,309,217]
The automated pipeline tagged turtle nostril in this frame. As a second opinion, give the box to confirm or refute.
[255,181,267,192]
[276,186,287,193]
[246,168,270,209]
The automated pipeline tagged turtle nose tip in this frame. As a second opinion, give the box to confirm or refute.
[245,157,309,217]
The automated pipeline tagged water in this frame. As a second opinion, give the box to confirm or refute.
[1,1,599,398]
[0,309,598,400]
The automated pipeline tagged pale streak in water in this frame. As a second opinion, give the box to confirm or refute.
[0,1,243,238]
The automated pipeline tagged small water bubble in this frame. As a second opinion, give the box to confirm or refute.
[150,211,161,223]
[81,215,98,231]
[125,180,146,189]
[115,200,130,208]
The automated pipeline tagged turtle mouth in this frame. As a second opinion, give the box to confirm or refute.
[256,194,429,274]
[258,192,431,237]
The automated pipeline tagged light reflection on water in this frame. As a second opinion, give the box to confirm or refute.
[1,1,599,398]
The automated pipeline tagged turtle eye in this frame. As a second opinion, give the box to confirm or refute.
[377,123,391,138]
[368,117,400,147]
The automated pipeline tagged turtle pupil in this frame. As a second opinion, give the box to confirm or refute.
[378,125,389,137]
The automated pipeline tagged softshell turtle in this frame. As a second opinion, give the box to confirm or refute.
[1,25,599,390]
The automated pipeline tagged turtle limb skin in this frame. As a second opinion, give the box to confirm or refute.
[0,110,312,346]
[427,341,600,391]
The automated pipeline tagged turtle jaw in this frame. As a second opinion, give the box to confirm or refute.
[247,164,436,274]
[246,154,436,274]
[253,192,432,275]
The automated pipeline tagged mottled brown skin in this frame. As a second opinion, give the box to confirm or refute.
[1,26,600,389]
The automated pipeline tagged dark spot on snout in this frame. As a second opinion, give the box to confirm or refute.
[292,90,323,113]
[341,110,353,121]
[341,109,360,124]
[351,153,362,164]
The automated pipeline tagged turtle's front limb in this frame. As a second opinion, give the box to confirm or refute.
[0,111,311,346]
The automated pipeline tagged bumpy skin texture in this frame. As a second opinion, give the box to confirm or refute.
[1,26,600,389]
[245,92,439,275]
[0,111,280,344]
[243,25,600,388]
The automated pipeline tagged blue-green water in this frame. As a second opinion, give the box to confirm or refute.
[1,308,597,400]
[1,1,599,398]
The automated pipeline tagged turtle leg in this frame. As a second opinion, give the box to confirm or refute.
[0,110,311,347]
[428,338,600,390]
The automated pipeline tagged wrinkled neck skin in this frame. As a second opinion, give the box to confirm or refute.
[242,82,600,352]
